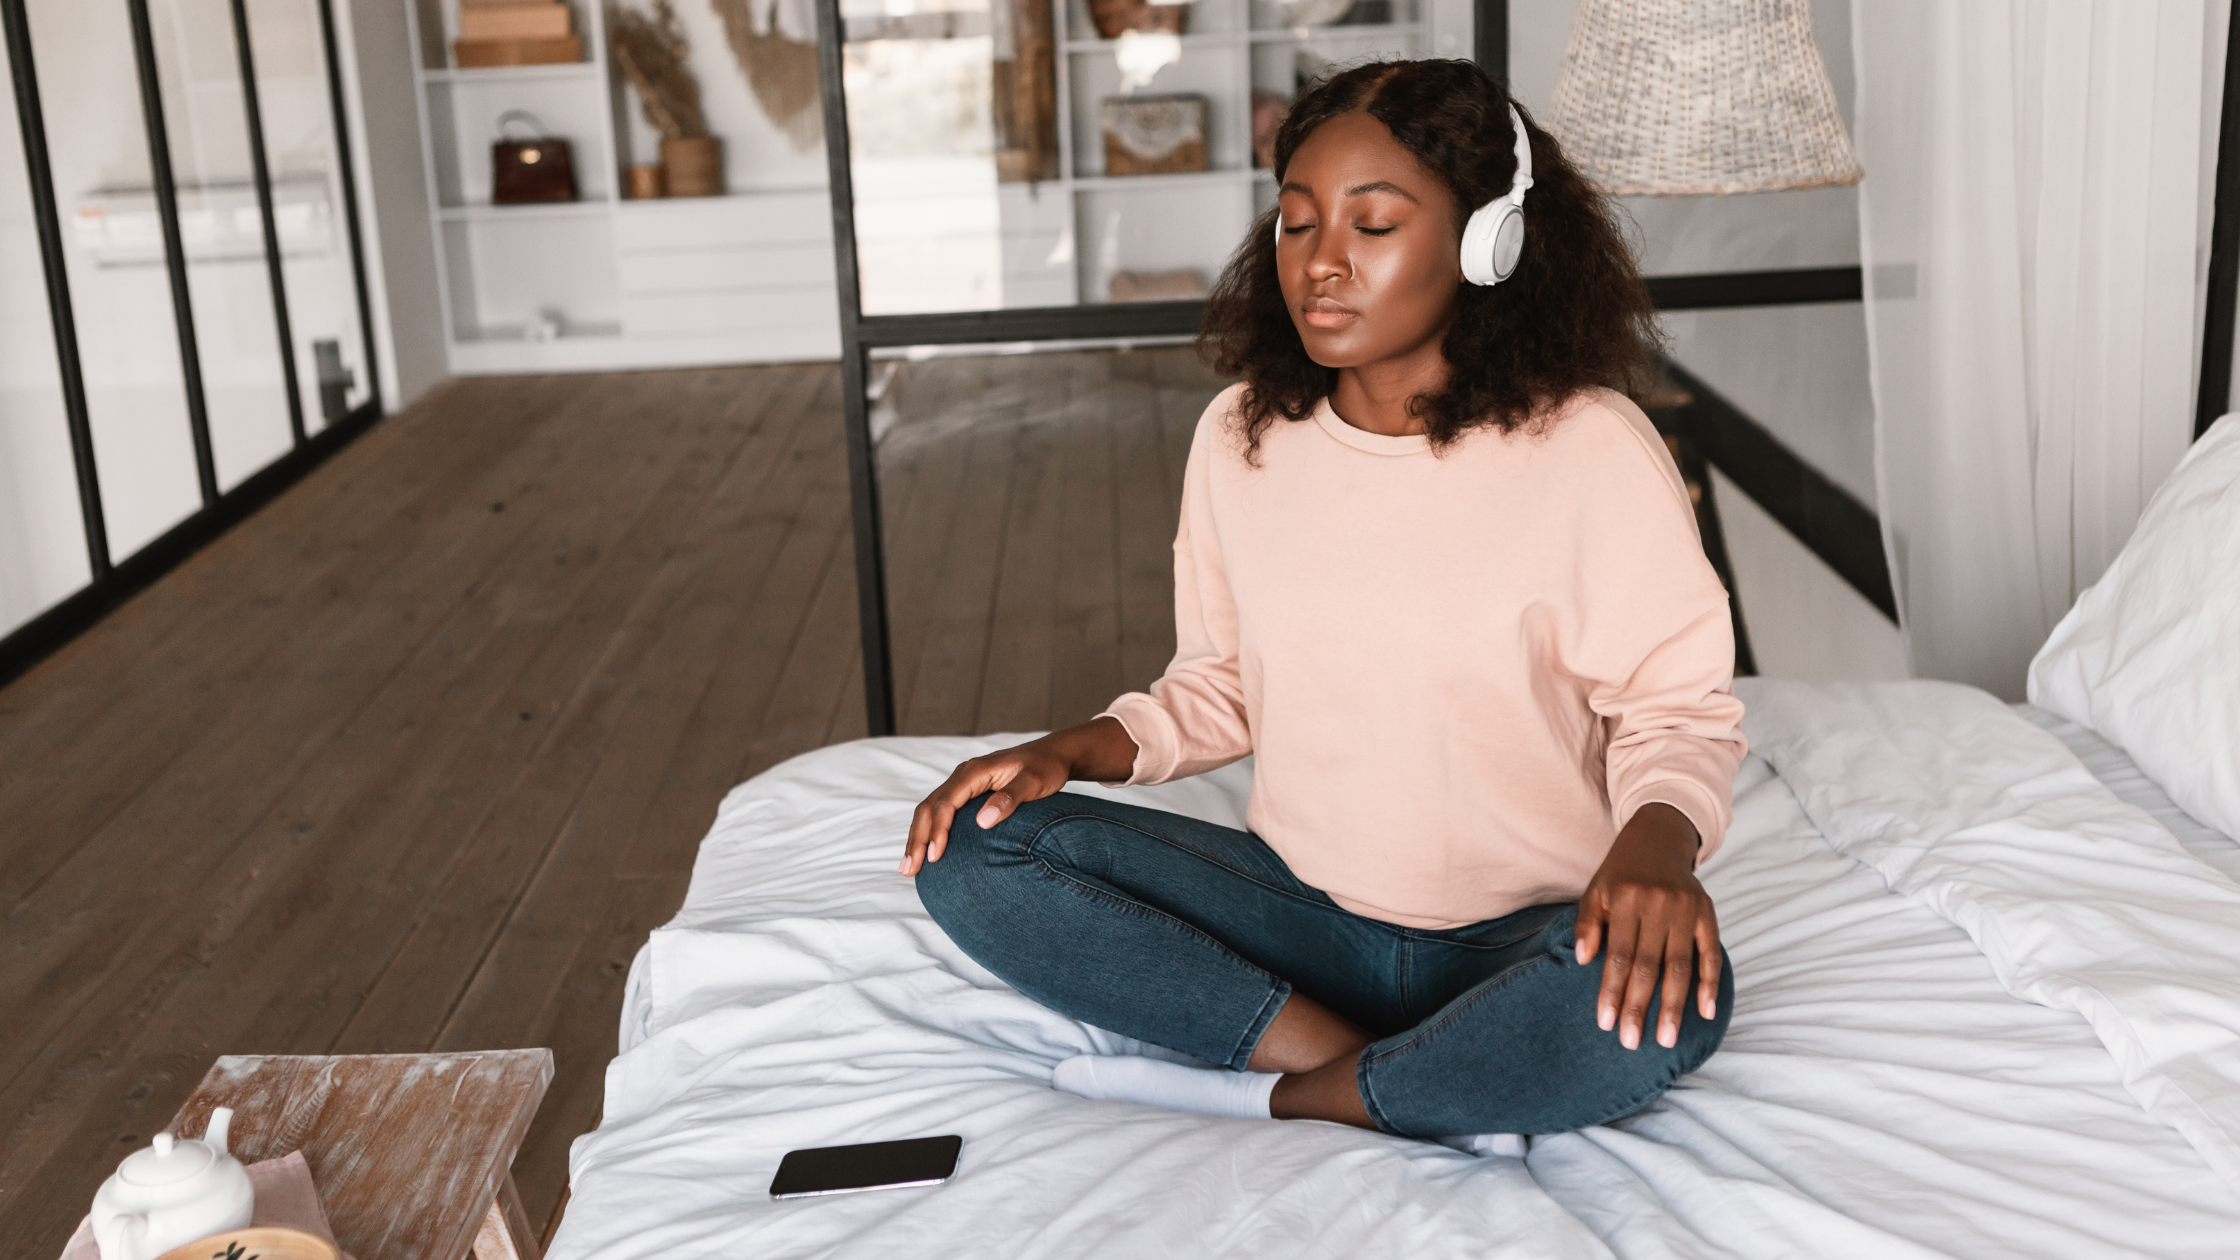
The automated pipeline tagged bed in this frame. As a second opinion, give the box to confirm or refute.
[547,424,2240,1260]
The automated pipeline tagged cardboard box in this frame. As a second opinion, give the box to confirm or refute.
[459,5,572,39]
[454,34,584,67]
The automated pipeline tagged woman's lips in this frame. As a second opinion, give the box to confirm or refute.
[1301,296,1357,329]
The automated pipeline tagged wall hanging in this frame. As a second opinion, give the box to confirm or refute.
[712,0,824,150]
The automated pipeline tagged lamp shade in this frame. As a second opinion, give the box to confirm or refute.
[1546,0,1863,196]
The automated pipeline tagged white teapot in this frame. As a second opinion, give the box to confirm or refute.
[91,1107,255,1260]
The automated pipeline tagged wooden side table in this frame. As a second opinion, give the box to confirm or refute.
[165,1051,553,1260]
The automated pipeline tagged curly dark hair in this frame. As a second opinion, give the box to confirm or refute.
[1199,59,1660,454]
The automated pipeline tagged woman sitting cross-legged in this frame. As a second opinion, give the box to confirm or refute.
[904,58,1743,1146]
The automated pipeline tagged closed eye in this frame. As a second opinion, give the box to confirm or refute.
[1358,225,1396,236]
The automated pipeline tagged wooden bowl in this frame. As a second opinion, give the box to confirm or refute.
[155,1226,339,1260]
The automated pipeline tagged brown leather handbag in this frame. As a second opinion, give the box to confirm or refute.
[491,110,577,205]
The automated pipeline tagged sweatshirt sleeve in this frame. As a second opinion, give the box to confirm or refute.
[1097,396,1254,786]
[1568,399,1748,863]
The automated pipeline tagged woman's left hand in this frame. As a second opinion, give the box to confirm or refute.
[1572,803,1720,1051]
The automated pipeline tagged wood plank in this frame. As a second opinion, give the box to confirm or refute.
[1047,356,1124,728]
[1112,378,1183,693]
[972,365,1065,736]
[879,357,981,727]
[0,379,586,903]
[0,374,662,1087]
[333,366,838,1054]
[896,386,1023,735]
[0,372,760,1232]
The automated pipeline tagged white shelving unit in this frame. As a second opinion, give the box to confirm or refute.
[1026,0,1428,307]
[404,0,840,375]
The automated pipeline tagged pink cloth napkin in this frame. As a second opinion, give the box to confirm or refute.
[60,1150,352,1260]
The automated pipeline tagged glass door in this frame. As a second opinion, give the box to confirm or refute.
[822,0,1470,733]
[147,0,299,490]
[242,0,371,433]
[23,0,207,561]
[0,14,93,635]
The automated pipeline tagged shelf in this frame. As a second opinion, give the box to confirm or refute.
[1064,30,1248,53]
[613,187,826,213]
[421,63,600,85]
[439,201,614,222]
[1067,169,1254,192]
[456,320,625,345]
[1248,20,1422,40]
[1062,21,1421,52]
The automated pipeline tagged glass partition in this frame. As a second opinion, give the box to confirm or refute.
[824,0,1473,733]
[25,0,206,561]
[149,0,298,490]
[0,27,92,635]
[243,0,371,433]
[873,342,1222,733]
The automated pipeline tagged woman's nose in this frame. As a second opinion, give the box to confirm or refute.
[1307,230,1348,281]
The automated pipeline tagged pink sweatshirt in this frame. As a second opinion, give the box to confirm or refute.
[1100,385,1746,928]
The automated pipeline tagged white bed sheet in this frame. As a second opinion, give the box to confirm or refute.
[555,689,2240,1260]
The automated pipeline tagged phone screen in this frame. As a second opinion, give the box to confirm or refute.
[768,1135,964,1199]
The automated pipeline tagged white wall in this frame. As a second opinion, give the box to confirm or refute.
[339,0,448,412]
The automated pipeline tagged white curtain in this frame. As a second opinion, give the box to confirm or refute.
[1851,0,2218,699]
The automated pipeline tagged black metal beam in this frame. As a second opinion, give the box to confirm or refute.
[2,0,108,579]
[126,0,219,507]
[2201,7,2240,438]
[1662,358,1897,622]
[1477,0,1507,82]
[1647,266,1862,311]
[318,0,381,414]
[858,299,1205,349]
[230,0,306,446]
[0,399,382,691]
[840,266,1870,354]
[817,0,896,736]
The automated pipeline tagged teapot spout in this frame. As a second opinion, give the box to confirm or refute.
[203,1107,233,1157]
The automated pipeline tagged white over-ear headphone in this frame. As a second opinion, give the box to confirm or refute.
[1273,104,1535,287]
[1460,105,1533,286]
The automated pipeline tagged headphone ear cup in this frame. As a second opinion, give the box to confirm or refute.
[1459,201,1524,286]
[1490,205,1525,282]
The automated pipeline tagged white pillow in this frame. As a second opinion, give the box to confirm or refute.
[2029,414,2240,841]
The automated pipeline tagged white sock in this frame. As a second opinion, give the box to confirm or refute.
[1437,1132,1529,1158]
[1052,1054,1279,1120]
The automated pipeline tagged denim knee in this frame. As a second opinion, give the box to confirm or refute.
[915,793,995,925]
[915,792,1055,928]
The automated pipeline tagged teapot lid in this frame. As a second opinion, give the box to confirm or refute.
[118,1132,216,1187]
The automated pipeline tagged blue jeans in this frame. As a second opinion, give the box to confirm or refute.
[917,792,1732,1137]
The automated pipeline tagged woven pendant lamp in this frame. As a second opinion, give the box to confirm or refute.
[1546,0,1862,196]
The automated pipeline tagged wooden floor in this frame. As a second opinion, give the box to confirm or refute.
[0,348,1223,1254]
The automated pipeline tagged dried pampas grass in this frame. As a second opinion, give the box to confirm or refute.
[609,0,707,140]
[710,0,822,149]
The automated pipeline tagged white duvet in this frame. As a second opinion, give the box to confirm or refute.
[551,683,2240,1259]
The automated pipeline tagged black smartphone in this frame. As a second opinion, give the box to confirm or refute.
[768,1135,964,1199]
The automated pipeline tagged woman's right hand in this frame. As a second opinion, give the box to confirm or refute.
[900,715,1139,876]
